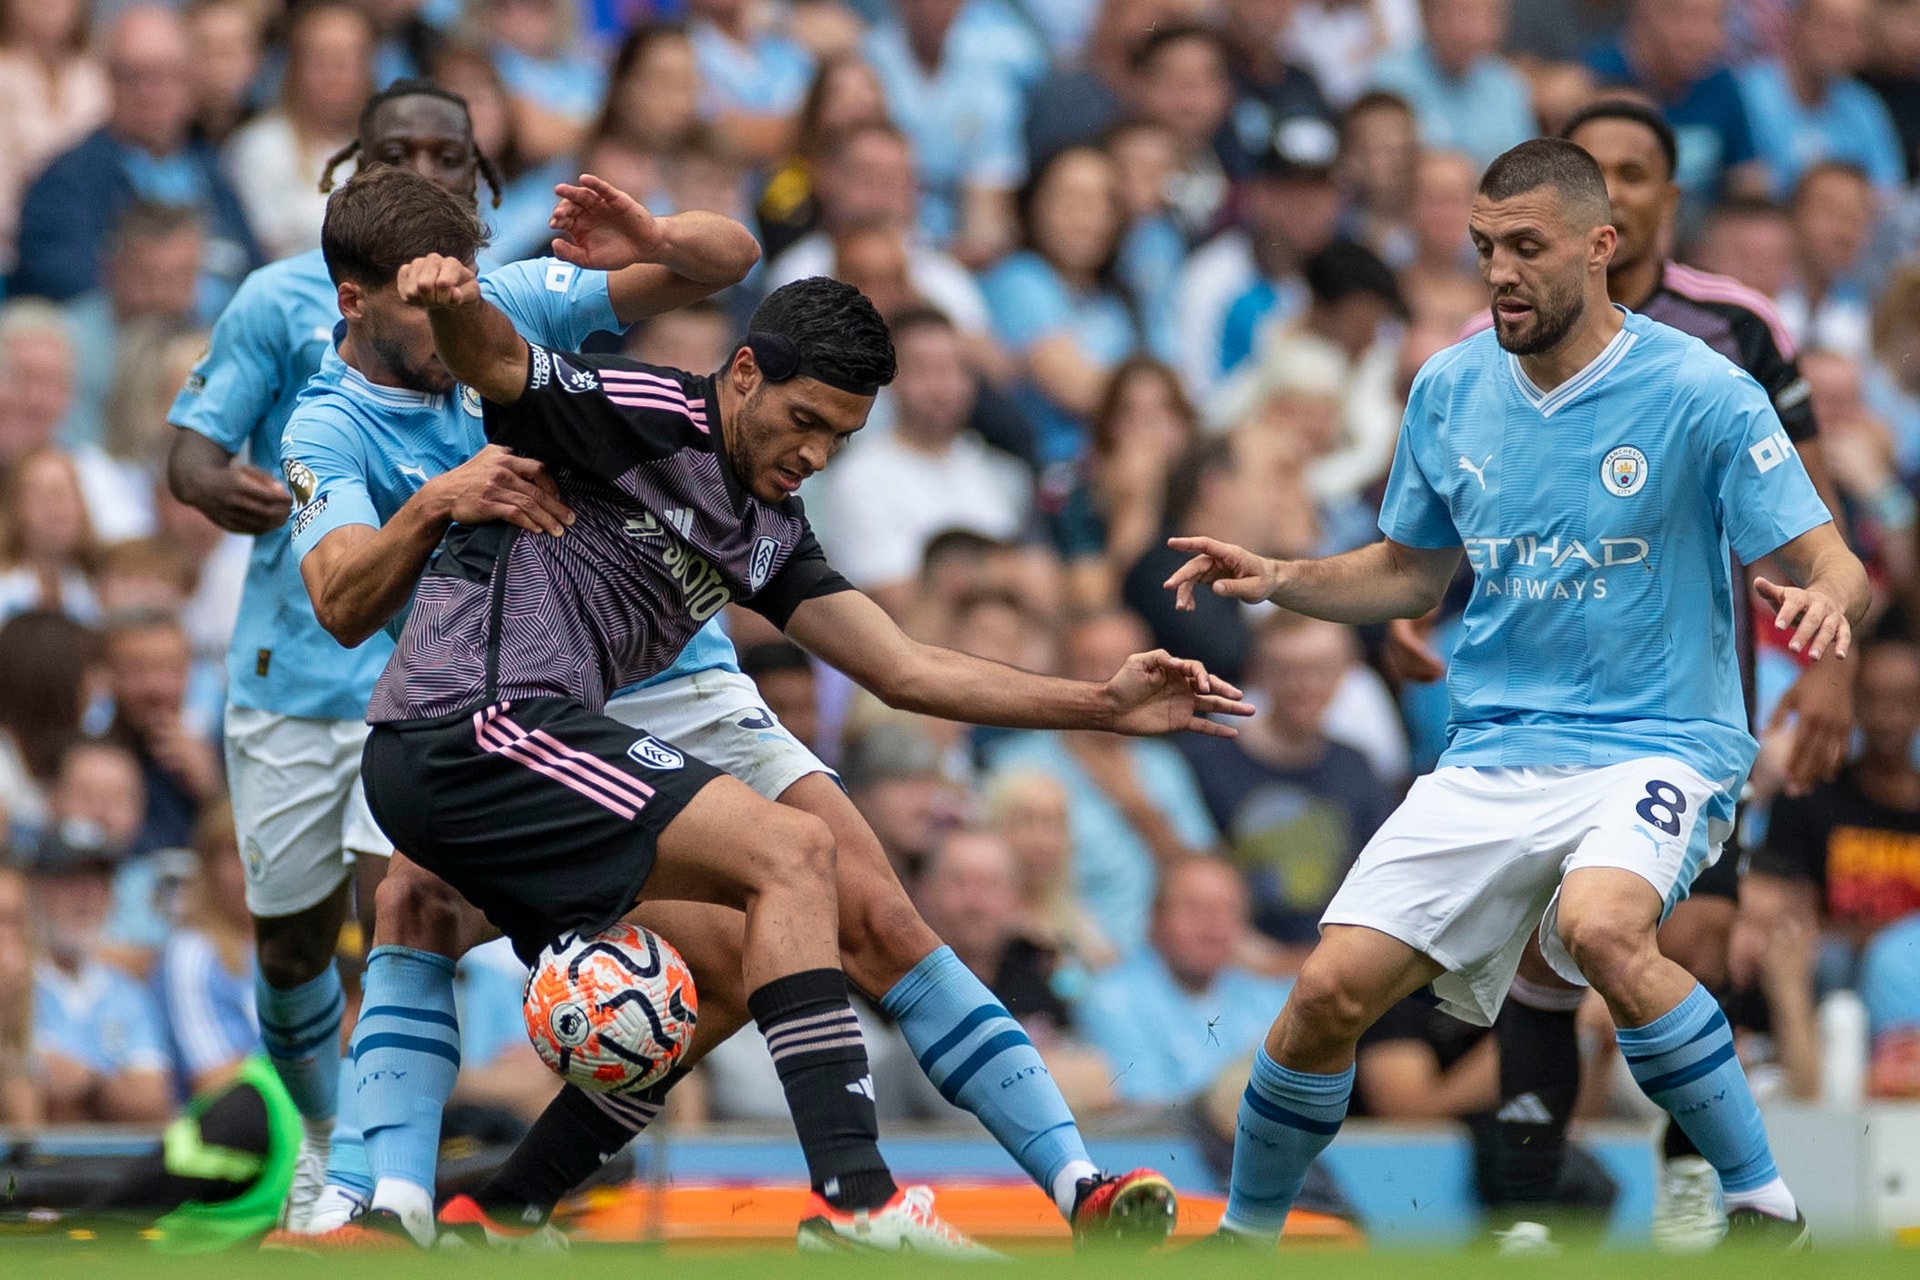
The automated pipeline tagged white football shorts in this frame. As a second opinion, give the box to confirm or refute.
[225,706,391,917]
[1321,756,1730,1026]
[604,666,828,802]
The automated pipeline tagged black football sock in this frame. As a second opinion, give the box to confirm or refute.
[750,967,897,1212]
[1490,979,1584,1208]
[478,1072,683,1220]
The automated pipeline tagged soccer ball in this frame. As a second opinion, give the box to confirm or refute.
[523,922,698,1094]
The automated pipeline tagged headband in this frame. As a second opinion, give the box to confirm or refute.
[745,330,881,397]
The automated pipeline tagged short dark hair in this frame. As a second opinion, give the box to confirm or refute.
[319,78,503,208]
[742,277,896,394]
[1561,98,1679,182]
[738,641,813,682]
[1306,239,1409,319]
[321,166,490,289]
[1477,138,1611,229]
[109,202,202,255]
[1791,158,1873,207]
[888,304,955,342]
[920,528,1006,580]
[1340,89,1414,135]
[1128,21,1225,74]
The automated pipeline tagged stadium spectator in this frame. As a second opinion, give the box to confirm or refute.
[1074,857,1293,1104]
[10,6,260,312]
[1721,872,1823,1102]
[687,0,814,162]
[736,641,822,755]
[982,768,1119,972]
[1023,0,1173,163]
[1862,263,1920,486]
[1504,0,1627,66]
[1797,348,1915,607]
[1129,24,1235,238]
[1175,113,1344,394]
[1777,161,1877,356]
[1753,641,1920,969]
[757,52,889,258]
[815,307,1029,610]
[1740,0,1906,197]
[1219,0,1335,174]
[1585,0,1768,209]
[1337,91,1420,268]
[863,0,1028,261]
[1351,994,1497,1119]
[448,938,560,1124]
[29,824,173,1122]
[103,609,222,855]
[1369,0,1535,167]
[1177,613,1393,953]
[0,0,107,273]
[1107,118,1189,360]
[840,720,966,882]
[913,827,1075,1035]
[984,145,1145,468]
[62,203,204,451]
[1691,193,1797,300]
[0,447,100,624]
[1287,0,1423,109]
[224,2,374,261]
[1049,356,1200,610]
[0,864,39,1123]
[1860,909,1920,1096]
[182,0,264,149]
[476,0,605,166]
[658,123,755,227]
[154,804,258,1096]
[45,737,161,950]
[763,122,992,336]
[1399,146,1480,302]
[984,609,1219,953]
[0,611,96,846]
[1863,0,1920,180]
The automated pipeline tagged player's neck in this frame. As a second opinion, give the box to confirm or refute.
[338,327,412,391]
[1515,299,1625,394]
[1608,255,1661,313]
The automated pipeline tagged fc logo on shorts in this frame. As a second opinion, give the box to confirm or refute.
[627,736,684,771]
[1601,445,1648,497]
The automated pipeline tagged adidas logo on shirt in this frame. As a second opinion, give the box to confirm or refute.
[1496,1093,1555,1124]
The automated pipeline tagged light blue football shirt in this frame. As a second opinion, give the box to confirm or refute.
[1377,309,1833,811]
[281,257,738,691]
[168,249,384,721]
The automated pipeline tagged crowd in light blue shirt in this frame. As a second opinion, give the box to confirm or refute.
[1368,42,1534,168]
[1737,59,1907,197]
[1075,950,1293,1104]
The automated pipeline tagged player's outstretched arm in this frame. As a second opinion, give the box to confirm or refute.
[1163,535,1461,625]
[399,253,531,405]
[783,589,1254,736]
[548,174,762,325]
[1754,522,1871,663]
[167,429,292,534]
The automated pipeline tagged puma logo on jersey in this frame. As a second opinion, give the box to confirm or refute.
[397,463,428,484]
[1457,454,1492,490]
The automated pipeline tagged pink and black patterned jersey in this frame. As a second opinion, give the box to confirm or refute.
[367,345,851,722]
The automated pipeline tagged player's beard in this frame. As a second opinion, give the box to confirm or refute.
[365,320,456,395]
[1491,275,1586,356]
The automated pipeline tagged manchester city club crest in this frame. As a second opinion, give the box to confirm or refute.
[460,384,484,417]
[1601,445,1648,497]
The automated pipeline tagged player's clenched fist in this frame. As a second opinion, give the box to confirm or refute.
[1162,535,1282,612]
[397,253,481,309]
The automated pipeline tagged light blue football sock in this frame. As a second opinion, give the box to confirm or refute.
[256,966,345,1121]
[324,1056,372,1198]
[1618,983,1778,1194]
[1222,1049,1352,1241]
[351,946,461,1194]
[882,947,1093,1204]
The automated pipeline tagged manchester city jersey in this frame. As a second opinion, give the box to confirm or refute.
[1377,309,1832,807]
[281,259,739,692]
[168,249,380,721]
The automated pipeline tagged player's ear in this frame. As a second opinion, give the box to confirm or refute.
[337,280,366,323]
[728,343,762,396]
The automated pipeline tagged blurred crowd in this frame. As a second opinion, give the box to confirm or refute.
[3,0,1920,1160]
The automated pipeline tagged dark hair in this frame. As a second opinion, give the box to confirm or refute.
[738,641,814,682]
[793,52,885,161]
[1127,20,1226,74]
[920,528,1007,579]
[742,277,897,393]
[319,79,502,208]
[1090,355,1195,458]
[321,166,489,289]
[1340,89,1414,135]
[1791,158,1873,207]
[1163,435,1236,528]
[593,24,693,144]
[825,119,909,166]
[1560,98,1679,182]
[109,202,203,255]
[428,43,523,180]
[1707,193,1790,225]
[1306,238,1410,319]
[1477,138,1611,228]
[888,303,955,342]
[1015,146,1135,328]
[0,612,99,783]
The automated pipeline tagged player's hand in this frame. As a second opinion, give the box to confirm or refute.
[1767,657,1855,797]
[431,444,574,536]
[550,174,663,271]
[195,463,290,534]
[1754,576,1852,661]
[1103,650,1254,737]
[397,254,481,310]
[1382,615,1447,684]
[1162,536,1280,611]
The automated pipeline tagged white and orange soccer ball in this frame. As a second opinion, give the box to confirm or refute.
[523,922,698,1094]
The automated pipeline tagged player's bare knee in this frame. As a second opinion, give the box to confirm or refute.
[371,861,464,955]
[256,930,334,990]
[751,809,838,895]
[1557,908,1654,996]
[838,881,935,992]
[1284,961,1377,1048]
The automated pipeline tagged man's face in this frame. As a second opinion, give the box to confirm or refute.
[1425,0,1506,75]
[856,773,962,871]
[726,358,873,503]
[1800,0,1871,82]
[361,97,479,201]
[833,227,914,318]
[1470,187,1610,356]
[756,668,819,750]
[112,227,203,321]
[35,869,114,962]
[890,324,973,442]
[347,279,456,393]
[106,11,194,152]
[1858,648,1920,762]
[1063,613,1149,684]
[1340,105,1417,207]
[1255,621,1350,737]
[826,132,916,228]
[915,833,1020,964]
[107,624,190,735]
[1638,0,1727,84]
[1795,169,1875,283]
[0,333,76,462]
[52,745,145,851]
[1411,151,1477,259]
[1571,118,1678,281]
[1243,173,1343,260]
[1697,211,1795,297]
[1138,38,1232,149]
[1151,862,1248,990]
